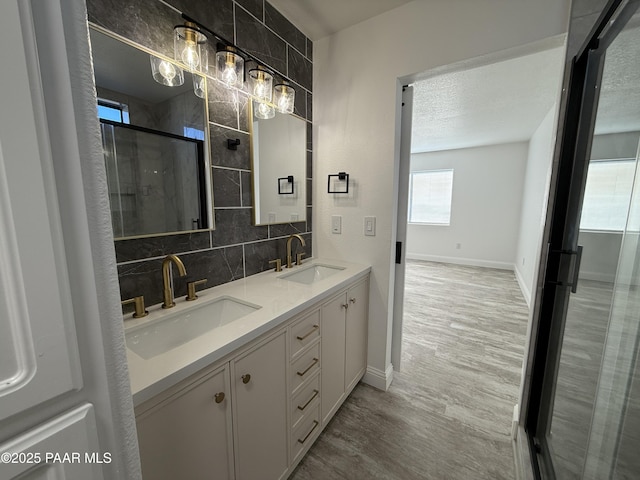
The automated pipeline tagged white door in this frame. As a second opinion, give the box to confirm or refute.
[0,0,136,477]
[391,85,413,371]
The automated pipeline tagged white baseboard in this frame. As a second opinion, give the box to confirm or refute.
[406,253,514,271]
[580,271,616,283]
[362,364,394,391]
[514,267,531,308]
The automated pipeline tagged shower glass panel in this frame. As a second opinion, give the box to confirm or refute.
[101,121,207,238]
[544,7,640,479]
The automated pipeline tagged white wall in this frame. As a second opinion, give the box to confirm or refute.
[313,0,570,387]
[406,142,528,269]
[514,107,559,305]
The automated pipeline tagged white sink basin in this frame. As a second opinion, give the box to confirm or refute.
[279,263,345,284]
[126,296,261,359]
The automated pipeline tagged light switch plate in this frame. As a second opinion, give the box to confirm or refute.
[331,215,342,234]
[364,216,376,236]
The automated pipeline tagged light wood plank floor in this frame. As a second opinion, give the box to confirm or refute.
[290,260,529,479]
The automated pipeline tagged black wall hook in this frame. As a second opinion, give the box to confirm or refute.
[227,138,241,150]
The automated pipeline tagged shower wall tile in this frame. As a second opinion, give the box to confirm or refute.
[306,92,312,121]
[265,3,306,54]
[90,0,314,305]
[236,7,287,76]
[306,151,312,179]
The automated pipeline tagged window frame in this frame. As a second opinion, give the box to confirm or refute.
[407,168,454,226]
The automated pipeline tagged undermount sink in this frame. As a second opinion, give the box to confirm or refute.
[126,296,261,359]
[279,263,345,285]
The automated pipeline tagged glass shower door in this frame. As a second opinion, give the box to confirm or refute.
[539,4,640,478]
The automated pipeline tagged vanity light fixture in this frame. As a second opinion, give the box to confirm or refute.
[254,100,275,120]
[150,55,185,86]
[216,44,244,88]
[274,83,295,114]
[174,22,208,73]
[248,66,273,103]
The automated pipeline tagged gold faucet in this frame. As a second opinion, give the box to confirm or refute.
[161,254,187,308]
[286,234,306,268]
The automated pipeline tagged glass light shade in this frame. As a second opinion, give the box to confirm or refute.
[254,101,275,119]
[216,48,244,88]
[150,55,184,86]
[193,74,206,98]
[174,24,208,73]
[274,84,295,114]
[248,68,273,102]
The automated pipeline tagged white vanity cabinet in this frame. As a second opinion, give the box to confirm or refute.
[232,331,288,480]
[135,364,234,480]
[321,278,369,424]
[132,269,369,480]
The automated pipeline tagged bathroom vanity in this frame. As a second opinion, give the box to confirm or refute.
[125,259,370,479]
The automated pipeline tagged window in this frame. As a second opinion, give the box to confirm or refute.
[97,99,130,124]
[580,159,635,231]
[408,169,453,225]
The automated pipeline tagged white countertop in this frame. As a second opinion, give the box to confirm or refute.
[125,258,370,406]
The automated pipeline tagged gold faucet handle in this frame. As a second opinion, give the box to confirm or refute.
[296,252,306,266]
[186,279,207,301]
[269,259,283,272]
[121,295,148,318]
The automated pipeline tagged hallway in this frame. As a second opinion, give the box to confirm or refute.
[291,260,529,479]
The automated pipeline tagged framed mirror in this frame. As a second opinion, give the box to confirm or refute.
[250,102,307,225]
[90,27,213,239]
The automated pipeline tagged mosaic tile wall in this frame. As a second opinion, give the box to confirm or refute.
[86,0,313,309]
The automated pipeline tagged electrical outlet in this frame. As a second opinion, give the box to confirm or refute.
[331,215,342,234]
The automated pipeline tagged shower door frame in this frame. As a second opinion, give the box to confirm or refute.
[523,0,640,477]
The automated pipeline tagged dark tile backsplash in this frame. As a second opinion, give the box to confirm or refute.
[87,0,313,311]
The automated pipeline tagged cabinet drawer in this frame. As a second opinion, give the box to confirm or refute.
[291,373,320,429]
[290,343,320,393]
[290,310,320,359]
[291,403,321,463]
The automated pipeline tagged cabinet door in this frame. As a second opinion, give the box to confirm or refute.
[136,366,233,480]
[233,331,288,480]
[321,293,347,424]
[345,280,369,392]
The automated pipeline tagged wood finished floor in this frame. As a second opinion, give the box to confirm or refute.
[290,260,529,479]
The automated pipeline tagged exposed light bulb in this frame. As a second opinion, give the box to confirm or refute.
[158,60,177,81]
[258,102,270,116]
[254,81,267,98]
[277,95,292,112]
[181,43,200,69]
[222,63,238,86]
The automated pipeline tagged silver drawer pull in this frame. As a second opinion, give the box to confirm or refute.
[296,325,319,341]
[297,358,319,377]
[297,389,319,411]
[297,420,319,444]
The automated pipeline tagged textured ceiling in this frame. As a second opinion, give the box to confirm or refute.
[594,21,640,135]
[411,47,566,153]
[267,0,413,40]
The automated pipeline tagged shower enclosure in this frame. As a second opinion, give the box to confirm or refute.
[100,120,207,238]
[527,1,640,478]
